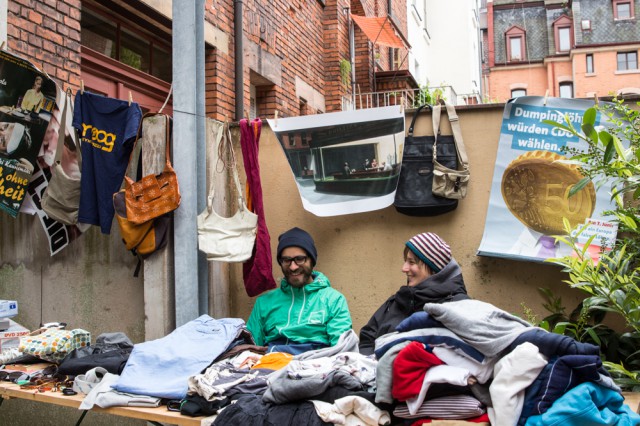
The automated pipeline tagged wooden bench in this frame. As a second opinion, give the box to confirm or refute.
[0,382,212,425]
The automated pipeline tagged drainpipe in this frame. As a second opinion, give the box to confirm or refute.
[348,9,356,107]
[235,0,244,120]
[196,0,207,315]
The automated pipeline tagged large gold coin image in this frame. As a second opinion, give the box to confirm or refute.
[501,150,596,235]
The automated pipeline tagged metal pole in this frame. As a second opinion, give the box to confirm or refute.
[172,0,203,326]
[195,0,208,315]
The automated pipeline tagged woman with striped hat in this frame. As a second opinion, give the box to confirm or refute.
[358,232,470,356]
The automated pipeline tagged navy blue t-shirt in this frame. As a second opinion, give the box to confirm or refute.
[73,91,142,234]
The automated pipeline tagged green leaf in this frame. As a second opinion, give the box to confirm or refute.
[602,133,615,163]
[612,135,626,160]
[583,107,597,126]
[586,327,602,345]
[569,177,592,197]
[542,120,575,134]
[581,123,598,143]
[619,214,638,230]
[553,322,569,335]
[539,320,550,331]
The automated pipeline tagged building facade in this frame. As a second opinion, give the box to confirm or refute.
[408,0,483,105]
[2,0,410,120]
[481,0,640,102]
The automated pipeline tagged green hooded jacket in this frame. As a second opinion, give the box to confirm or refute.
[246,271,352,347]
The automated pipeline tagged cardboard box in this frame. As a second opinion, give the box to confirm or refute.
[0,320,29,350]
[0,300,18,318]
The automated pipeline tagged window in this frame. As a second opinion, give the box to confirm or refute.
[553,15,573,53]
[505,26,526,62]
[613,0,634,19]
[559,82,574,98]
[586,54,594,74]
[412,0,429,38]
[81,8,171,82]
[558,27,571,51]
[392,48,403,70]
[511,89,526,98]
[617,51,638,71]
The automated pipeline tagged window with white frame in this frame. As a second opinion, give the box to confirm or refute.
[617,51,638,70]
[511,88,526,98]
[586,54,594,74]
[559,82,574,98]
[553,15,573,53]
[505,26,526,61]
[613,0,634,19]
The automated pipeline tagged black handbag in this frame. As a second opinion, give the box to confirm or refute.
[394,104,459,216]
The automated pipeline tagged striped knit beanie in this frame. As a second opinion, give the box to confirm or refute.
[406,232,452,273]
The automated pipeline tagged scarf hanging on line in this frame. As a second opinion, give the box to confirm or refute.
[239,118,277,297]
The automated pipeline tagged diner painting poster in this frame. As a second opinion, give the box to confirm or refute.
[267,106,405,217]
[478,96,618,264]
[0,49,56,217]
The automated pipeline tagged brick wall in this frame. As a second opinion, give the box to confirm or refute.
[7,0,82,90]
[6,0,409,120]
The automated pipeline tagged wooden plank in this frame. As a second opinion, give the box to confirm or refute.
[0,383,208,426]
[140,114,175,339]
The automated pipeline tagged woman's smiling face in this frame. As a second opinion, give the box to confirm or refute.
[402,249,432,287]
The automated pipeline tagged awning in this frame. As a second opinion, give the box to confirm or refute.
[351,15,410,50]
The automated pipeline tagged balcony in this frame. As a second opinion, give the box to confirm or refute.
[342,85,482,110]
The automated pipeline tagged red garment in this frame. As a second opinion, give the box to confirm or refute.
[392,341,444,401]
[239,119,276,297]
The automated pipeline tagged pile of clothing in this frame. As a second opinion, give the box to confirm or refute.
[3,305,639,426]
[372,299,639,425]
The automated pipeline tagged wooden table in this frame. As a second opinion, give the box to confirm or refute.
[0,382,213,426]
[623,392,640,414]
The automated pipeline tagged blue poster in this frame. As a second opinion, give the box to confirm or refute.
[478,96,618,264]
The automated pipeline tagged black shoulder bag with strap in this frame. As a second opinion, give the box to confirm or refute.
[393,104,459,216]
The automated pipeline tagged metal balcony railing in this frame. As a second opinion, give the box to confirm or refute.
[342,86,482,110]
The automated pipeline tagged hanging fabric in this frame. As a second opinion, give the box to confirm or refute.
[238,118,276,297]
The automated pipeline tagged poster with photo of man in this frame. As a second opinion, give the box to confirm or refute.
[0,49,57,217]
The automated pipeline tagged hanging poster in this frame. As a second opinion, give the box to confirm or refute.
[267,106,405,216]
[0,49,57,217]
[477,96,618,264]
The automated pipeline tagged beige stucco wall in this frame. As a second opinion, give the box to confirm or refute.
[228,103,584,333]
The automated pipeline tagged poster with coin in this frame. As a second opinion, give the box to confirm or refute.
[0,49,57,217]
[267,106,405,216]
[478,96,618,264]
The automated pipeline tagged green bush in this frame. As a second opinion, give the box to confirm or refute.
[543,98,640,390]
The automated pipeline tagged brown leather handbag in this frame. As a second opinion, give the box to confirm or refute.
[124,113,181,224]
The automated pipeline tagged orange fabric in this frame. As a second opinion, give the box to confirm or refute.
[251,352,294,371]
[351,15,408,49]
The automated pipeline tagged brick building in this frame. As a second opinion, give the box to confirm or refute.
[480,0,640,102]
[3,0,411,120]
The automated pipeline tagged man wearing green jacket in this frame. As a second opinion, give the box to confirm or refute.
[246,227,352,354]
